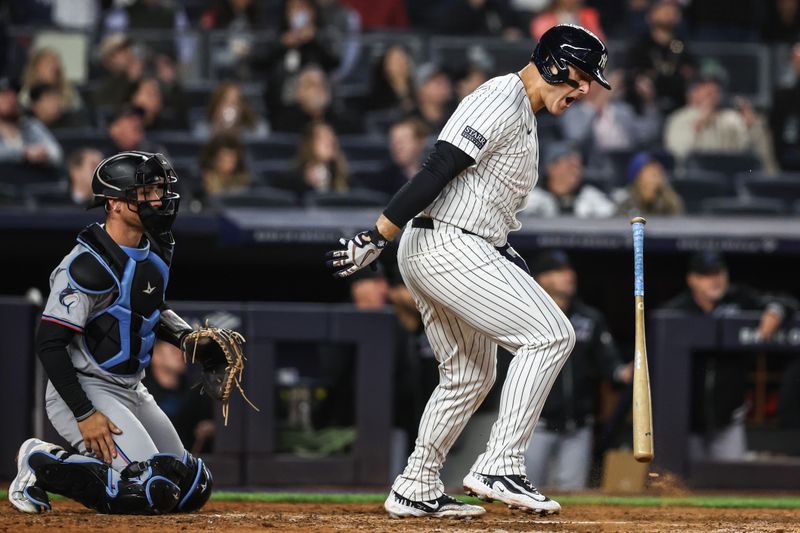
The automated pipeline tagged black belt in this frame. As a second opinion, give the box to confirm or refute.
[411,217,528,274]
[411,216,477,236]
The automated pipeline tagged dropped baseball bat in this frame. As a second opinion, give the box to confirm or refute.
[631,216,654,463]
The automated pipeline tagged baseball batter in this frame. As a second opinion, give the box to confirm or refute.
[8,152,213,515]
[326,24,611,518]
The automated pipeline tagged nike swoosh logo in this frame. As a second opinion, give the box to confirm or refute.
[419,501,440,510]
[527,128,532,135]
[360,249,375,266]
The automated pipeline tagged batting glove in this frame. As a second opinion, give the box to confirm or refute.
[325,228,388,278]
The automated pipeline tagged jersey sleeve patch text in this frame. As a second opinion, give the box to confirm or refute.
[461,126,487,150]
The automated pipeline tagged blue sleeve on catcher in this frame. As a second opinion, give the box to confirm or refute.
[632,223,644,297]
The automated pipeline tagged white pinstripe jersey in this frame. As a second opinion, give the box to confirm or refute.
[423,73,538,247]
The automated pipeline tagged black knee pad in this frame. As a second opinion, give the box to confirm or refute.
[29,451,181,515]
[175,451,213,512]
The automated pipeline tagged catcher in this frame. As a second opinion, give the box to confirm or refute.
[8,151,250,515]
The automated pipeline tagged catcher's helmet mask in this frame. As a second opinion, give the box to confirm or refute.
[532,24,611,90]
[90,151,181,237]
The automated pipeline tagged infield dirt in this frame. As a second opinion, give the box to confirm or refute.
[2,501,799,532]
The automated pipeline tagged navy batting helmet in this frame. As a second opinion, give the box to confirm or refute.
[532,24,611,90]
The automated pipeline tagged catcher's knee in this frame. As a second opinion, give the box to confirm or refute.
[174,451,213,512]
[28,451,181,514]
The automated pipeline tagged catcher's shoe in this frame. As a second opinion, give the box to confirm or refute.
[463,472,561,515]
[384,490,485,519]
[8,438,60,513]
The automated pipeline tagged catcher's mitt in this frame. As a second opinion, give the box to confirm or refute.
[182,322,259,425]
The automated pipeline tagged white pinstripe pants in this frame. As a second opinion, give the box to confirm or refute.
[391,222,576,500]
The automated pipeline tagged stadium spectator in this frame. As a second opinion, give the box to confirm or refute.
[271,65,359,134]
[317,0,358,36]
[27,84,70,129]
[614,151,684,217]
[351,273,390,310]
[19,48,84,119]
[0,77,63,166]
[661,252,799,461]
[199,133,252,197]
[279,121,348,198]
[67,148,103,206]
[128,77,186,131]
[106,104,163,154]
[411,63,454,135]
[770,43,800,171]
[142,341,215,454]
[524,249,631,491]
[762,0,800,42]
[194,80,268,139]
[103,0,192,65]
[367,45,416,113]
[525,143,616,218]
[452,47,494,103]
[364,117,429,196]
[560,69,661,169]
[625,0,694,116]
[261,0,340,124]
[93,33,144,108]
[338,0,409,29]
[664,67,777,172]
[530,0,606,41]
[201,0,268,80]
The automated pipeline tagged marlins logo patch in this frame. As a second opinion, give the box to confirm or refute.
[461,126,487,150]
[58,286,81,313]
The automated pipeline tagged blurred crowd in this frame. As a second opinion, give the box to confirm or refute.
[1,0,800,215]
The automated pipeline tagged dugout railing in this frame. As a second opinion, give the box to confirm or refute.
[650,310,800,489]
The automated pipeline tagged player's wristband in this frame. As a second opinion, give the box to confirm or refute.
[75,408,97,422]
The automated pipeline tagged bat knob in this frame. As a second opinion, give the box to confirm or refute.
[630,216,647,225]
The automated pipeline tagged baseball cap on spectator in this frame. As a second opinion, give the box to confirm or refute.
[99,33,133,62]
[415,62,446,90]
[0,77,20,93]
[109,103,145,124]
[689,59,730,89]
[688,251,727,275]
[543,142,580,167]
[531,249,572,276]
[29,83,60,103]
[627,150,674,183]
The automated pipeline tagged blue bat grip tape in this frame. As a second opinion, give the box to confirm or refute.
[632,223,644,296]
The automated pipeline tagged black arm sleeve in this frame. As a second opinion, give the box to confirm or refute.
[157,304,193,348]
[36,320,95,421]
[382,140,475,228]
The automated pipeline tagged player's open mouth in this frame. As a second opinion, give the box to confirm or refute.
[565,96,576,106]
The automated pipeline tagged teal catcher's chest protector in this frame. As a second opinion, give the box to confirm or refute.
[67,223,172,375]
